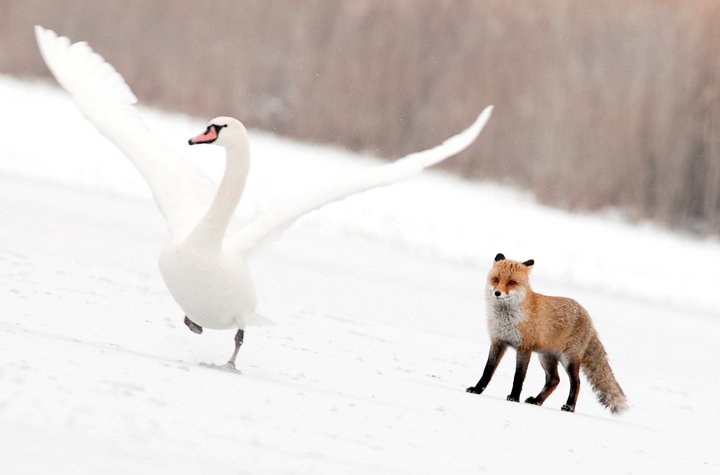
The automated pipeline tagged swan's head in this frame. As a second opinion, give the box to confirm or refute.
[188,117,247,147]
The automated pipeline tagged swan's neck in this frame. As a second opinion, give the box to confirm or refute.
[186,141,249,252]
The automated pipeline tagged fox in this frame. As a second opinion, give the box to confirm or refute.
[465,253,627,414]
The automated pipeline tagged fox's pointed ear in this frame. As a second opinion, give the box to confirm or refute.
[494,253,506,262]
[522,259,535,267]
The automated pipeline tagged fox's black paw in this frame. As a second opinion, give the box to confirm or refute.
[466,386,484,394]
[561,404,575,413]
[525,396,540,405]
[506,395,519,402]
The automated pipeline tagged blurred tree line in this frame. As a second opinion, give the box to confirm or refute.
[2,0,719,234]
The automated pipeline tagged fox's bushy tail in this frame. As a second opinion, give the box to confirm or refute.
[582,333,628,414]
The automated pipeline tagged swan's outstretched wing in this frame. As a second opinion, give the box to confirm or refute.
[35,26,216,239]
[229,106,493,255]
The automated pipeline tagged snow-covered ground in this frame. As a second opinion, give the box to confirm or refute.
[1,74,719,474]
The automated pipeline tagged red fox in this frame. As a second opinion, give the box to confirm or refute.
[466,253,627,414]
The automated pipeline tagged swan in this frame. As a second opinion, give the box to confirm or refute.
[34,26,493,370]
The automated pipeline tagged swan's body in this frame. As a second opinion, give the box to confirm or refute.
[35,26,493,369]
[158,117,258,332]
[160,234,257,330]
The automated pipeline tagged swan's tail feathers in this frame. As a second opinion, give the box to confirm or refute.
[34,26,217,239]
[248,313,275,327]
[230,106,493,256]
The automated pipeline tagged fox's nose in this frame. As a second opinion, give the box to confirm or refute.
[494,291,501,297]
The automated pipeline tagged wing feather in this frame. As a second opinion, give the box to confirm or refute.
[35,26,216,238]
[229,106,493,255]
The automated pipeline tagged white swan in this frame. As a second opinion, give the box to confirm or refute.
[34,26,493,369]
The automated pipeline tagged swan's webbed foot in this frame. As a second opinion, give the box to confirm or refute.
[199,361,241,373]
[198,329,244,374]
[184,316,203,334]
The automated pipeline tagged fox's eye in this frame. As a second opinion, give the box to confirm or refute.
[491,277,499,284]
[508,280,516,286]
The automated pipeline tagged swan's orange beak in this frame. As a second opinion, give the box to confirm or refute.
[188,126,218,145]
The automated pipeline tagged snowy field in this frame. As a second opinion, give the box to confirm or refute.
[1,74,719,474]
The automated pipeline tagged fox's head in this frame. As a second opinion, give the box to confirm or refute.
[487,253,534,302]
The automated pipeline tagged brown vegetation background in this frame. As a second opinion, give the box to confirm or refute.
[2,0,719,234]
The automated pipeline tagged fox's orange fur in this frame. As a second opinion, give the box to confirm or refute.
[466,254,627,414]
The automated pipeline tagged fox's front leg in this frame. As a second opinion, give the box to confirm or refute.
[466,340,507,394]
[506,349,532,402]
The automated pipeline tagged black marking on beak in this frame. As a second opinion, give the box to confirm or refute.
[188,124,227,146]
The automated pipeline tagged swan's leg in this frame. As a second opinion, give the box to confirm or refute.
[227,329,245,368]
[184,316,203,334]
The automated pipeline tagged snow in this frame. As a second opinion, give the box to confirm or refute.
[1,74,719,474]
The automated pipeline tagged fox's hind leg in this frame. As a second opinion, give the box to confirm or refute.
[560,356,581,412]
[525,353,560,405]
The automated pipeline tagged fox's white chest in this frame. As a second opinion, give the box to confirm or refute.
[158,244,257,330]
[486,291,526,346]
